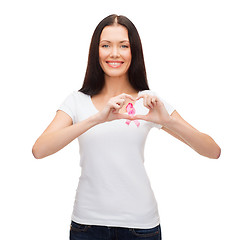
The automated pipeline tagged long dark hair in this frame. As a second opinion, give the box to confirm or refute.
[79,14,150,96]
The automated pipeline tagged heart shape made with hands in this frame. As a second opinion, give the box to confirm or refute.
[123,93,162,127]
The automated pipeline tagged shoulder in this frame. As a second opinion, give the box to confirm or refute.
[59,91,90,110]
[71,90,88,98]
[64,90,89,102]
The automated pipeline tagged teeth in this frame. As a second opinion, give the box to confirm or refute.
[107,62,122,66]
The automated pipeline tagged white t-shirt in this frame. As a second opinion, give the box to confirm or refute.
[58,90,175,229]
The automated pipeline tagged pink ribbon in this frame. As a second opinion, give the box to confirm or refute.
[125,103,140,127]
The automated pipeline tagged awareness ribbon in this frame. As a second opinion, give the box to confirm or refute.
[125,103,140,127]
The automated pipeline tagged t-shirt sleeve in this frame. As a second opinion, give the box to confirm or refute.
[138,90,175,129]
[57,92,76,124]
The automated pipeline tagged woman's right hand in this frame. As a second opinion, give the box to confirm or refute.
[95,93,136,123]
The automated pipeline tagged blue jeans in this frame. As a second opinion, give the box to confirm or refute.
[70,221,161,240]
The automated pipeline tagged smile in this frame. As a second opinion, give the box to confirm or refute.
[106,61,123,68]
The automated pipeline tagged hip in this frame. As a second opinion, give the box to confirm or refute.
[70,221,161,240]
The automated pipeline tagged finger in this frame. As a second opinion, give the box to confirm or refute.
[143,95,147,107]
[111,103,121,112]
[152,101,157,108]
[146,96,154,109]
[115,98,125,106]
[150,97,156,108]
[136,94,149,101]
[115,113,134,120]
[145,95,150,107]
[114,99,126,113]
[153,98,160,107]
[120,93,135,101]
[136,95,144,100]
[135,94,152,109]
[155,98,164,107]
[150,98,156,108]
[111,99,125,110]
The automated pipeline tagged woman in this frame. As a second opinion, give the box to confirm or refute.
[32,14,221,240]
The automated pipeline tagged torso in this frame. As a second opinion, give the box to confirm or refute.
[91,91,139,114]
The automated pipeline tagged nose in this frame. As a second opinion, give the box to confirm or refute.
[110,46,120,58]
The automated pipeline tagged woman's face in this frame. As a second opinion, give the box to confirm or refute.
[99,25,132,78]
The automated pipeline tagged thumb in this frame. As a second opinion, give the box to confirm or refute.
[115,113,135,120]
[132,114,148,121]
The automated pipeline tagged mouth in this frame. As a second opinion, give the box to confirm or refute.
[106,61,124,68]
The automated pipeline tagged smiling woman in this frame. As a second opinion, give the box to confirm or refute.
[98,25,132,78]
[80,14,149,97]
[32,14,221,240]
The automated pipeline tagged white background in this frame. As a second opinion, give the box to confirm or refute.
[0,0,239,239]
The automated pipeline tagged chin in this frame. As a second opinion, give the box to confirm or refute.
[103,68,129,78]
[105,72,128,78]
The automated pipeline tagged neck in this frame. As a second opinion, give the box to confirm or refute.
[100,74,137,97]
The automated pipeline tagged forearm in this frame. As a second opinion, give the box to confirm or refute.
[164,117,221,159]
[33,114,99,159]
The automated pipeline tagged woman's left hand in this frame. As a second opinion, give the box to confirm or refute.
[132,94,171,126]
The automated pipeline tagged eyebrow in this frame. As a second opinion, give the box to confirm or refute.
[100,40,130,43]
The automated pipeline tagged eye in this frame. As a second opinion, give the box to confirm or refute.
[102,44,110,48]
[121,45,129,48]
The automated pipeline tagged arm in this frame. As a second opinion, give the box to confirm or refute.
[32,93,135,159]
[32,110,100,159]
[162,110,221,159]
[135,94,221,159]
